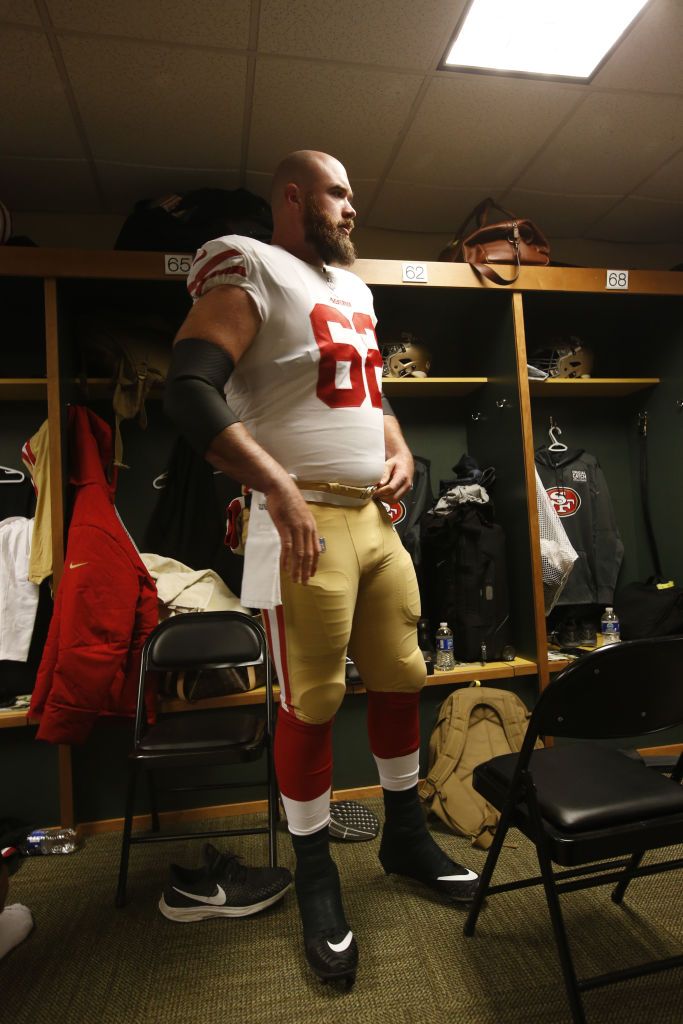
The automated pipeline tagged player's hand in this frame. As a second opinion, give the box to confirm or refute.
[265,479,320,584]
[374,451,414,502]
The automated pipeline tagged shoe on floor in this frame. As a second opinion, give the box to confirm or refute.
[329,800,380,842]
[159,842,291,922]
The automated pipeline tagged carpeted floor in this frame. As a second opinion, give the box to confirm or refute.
[1,802,681,1024]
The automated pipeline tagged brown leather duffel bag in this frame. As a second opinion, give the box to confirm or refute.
[439,197,550,285]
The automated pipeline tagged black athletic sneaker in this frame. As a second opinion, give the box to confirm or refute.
[159,843,292,922]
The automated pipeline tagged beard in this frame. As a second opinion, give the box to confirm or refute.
[303,195,356,266]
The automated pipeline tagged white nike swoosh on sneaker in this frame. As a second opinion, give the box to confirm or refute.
[172,883,227,905]
[326,931,353,953]
[437,869,479,882]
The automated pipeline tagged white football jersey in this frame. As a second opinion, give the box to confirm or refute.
[187,235,385,487]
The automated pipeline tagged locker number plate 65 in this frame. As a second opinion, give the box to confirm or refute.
[402,262,429,283]
[606,269,629,290]
[164,254,193,276]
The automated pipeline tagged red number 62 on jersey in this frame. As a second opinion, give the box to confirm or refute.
[310,303,383,410]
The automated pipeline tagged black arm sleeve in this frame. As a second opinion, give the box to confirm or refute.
[164,337,239,455]
[382,394,395,416]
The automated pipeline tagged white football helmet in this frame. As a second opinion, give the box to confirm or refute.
[381,334,432,378]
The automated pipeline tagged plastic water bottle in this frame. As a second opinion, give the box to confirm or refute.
[600,607,621,645]
[435,622,456,671]
[21,827,79,855]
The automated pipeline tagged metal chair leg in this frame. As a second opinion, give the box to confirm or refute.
[146,769,160,832]
[267,744,278,867]
[463,800,514,937]
[528,788,586,1024]
[115,765,138,908]
[611,850,644,905]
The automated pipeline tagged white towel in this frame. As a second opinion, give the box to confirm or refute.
[240,492,282,609]
[0,517,39,661]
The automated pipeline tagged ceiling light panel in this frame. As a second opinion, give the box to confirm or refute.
[442,0,651,80]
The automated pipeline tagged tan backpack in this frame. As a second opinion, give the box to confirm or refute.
[419,686,542,849]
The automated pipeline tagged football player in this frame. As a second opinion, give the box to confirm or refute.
[165,150,479,987]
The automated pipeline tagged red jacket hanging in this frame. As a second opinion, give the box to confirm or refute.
[30,406,158,744]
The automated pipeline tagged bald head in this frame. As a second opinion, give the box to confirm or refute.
[269,150,357,266]
[271,150,346,210]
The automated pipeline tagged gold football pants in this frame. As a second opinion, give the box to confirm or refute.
[263,500,425,725]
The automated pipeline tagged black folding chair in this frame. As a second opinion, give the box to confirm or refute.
[464,636,683,1024]
[115,611,278,907]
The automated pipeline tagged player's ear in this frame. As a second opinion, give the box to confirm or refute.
[284,182,301,209]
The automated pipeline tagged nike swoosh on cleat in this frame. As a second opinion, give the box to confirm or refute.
[437,869,479,882]
[172,883,227,905]
[326,931,353,953]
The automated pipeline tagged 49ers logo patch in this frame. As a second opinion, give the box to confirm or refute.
[546,486,581,517]
[383,500,406,526]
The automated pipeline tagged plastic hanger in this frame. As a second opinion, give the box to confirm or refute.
[547,419,568,452]
[0,465,25,484]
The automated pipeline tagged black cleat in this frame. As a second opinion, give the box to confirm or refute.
[159,843,291,922]
[295,857,358,988]
[303,926,358,988]
[379,829,479,905]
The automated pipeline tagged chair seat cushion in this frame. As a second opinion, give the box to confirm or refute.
[138,709,264,754]
[475,742,683,831]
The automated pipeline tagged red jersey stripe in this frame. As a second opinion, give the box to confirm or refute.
[189,249,245,296]
[21,439,36,466]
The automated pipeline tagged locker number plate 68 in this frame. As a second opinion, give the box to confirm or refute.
[606,269,629,290]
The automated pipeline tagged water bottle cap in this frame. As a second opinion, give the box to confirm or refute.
[605,607,613,612]
[439,622,448,627]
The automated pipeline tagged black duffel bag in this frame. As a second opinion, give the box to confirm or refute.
[115,187,272,252]
[614,579,683,640]
[614,414,683,640]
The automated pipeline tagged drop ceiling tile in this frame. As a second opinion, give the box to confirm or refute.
[0,1,40,24]
[47,0,251,49]
[258,0,466,70]
[60,36,247,166]
[586,196,683,244]
[0,27,83,157]
[390,74,583,190]
[518,91,683,195]
[97,163,242,215]
[593,0,683,95]
[249,58,423,178]
[368,182,491,234]
[635,149,683,201]
[0,157,99,212]
[501,190,619,238]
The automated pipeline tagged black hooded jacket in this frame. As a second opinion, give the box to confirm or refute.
[535,446,624,606]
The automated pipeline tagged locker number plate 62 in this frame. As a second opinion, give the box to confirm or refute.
[606,269,629,290]
[402,262,429,283]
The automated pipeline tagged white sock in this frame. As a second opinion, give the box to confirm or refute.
[0,904,33,959]
[373,750,420,791]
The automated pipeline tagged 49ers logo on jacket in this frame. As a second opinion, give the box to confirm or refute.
[382,500,406,526]
[546,486,581,517]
